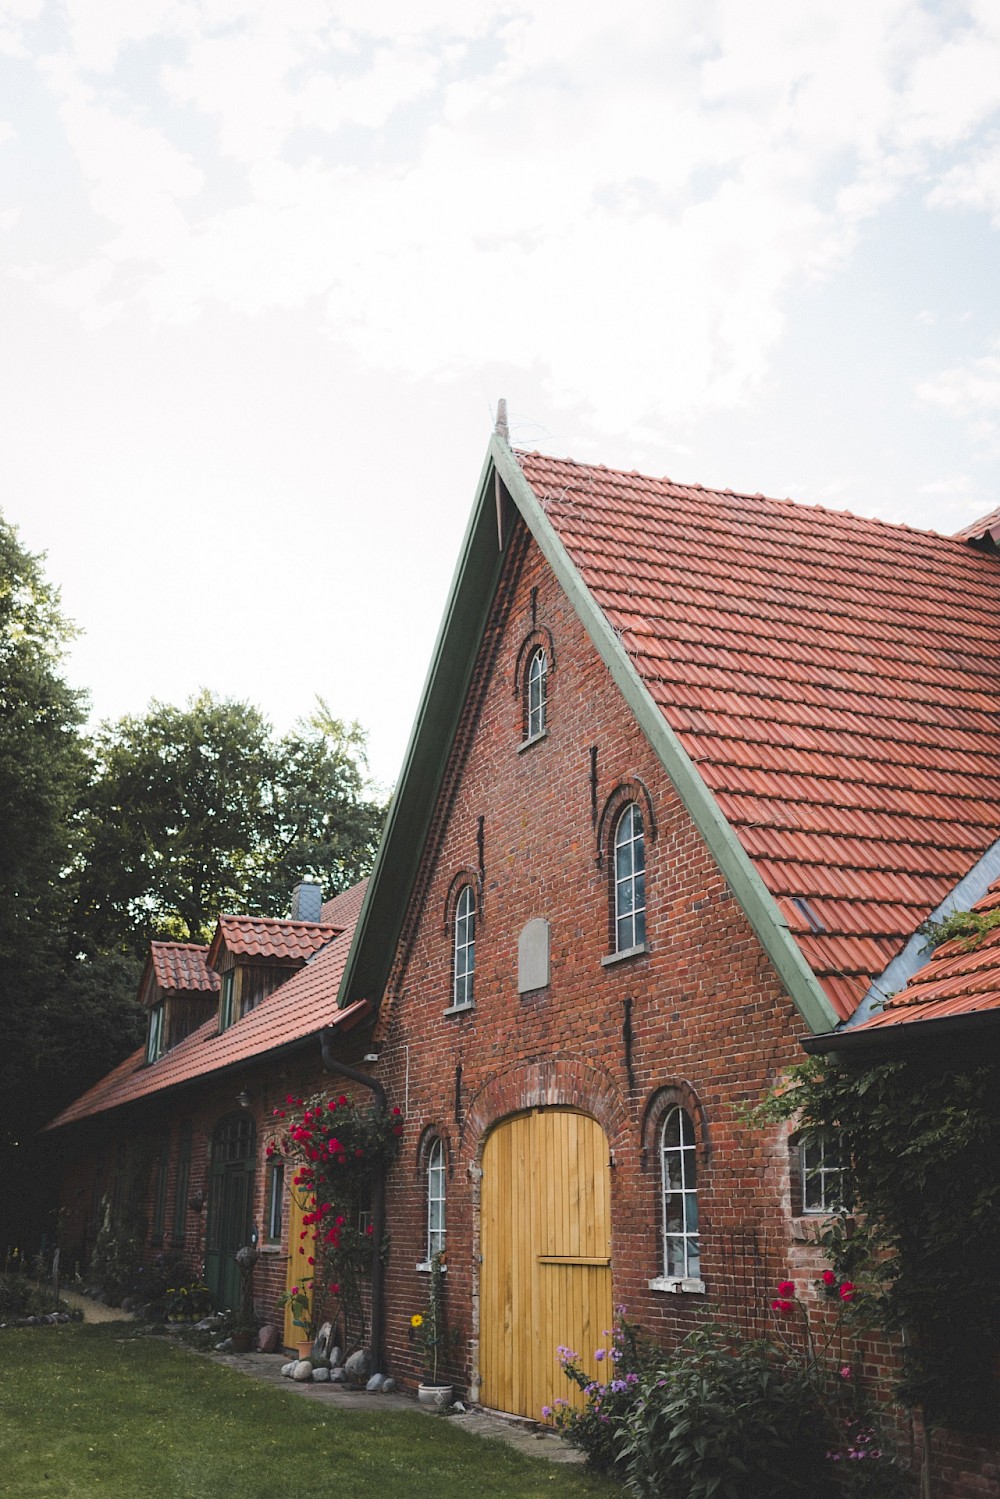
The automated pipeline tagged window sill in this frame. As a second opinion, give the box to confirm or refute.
[602,942,649,967]
[443,1002,475,1017]
[517,729,548,754]
[415,1261,448,1274]
[260,1244,283,1256]
[648,1276,705,1295]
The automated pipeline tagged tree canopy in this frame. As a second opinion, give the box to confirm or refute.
[73,691,384,954]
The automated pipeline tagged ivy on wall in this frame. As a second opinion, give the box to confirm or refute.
[755,1048,1000,1431]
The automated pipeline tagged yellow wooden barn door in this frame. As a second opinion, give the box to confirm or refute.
[480,1110,612,1419]
[284,1183,313,1348]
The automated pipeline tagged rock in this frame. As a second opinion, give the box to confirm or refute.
[344,1349,369,1382]
[215,1338,233,1352]
[292,1360,313,1382]
[382,1378,396,1394]
[257,1324,280,1353]
[312,1366,330,1382]
[121,1296,134,1312]
[194,1318,216,1332]
[311,1322,332,1363]
[329,1367,347,1383]
[452,1401,466,1412]
[328,1345,342,1368]
[366,1374,385,1392]
[281,1362,295,1378]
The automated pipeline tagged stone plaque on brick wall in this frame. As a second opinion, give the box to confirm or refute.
[518,918,550,993]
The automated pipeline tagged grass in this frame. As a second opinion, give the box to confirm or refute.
[0,1323,621,1498]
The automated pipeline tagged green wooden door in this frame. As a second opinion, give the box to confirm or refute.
[205,1113,256,1312]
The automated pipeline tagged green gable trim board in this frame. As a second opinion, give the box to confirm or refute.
[338,438,840,1035]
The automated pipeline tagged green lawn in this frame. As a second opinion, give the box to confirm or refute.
[0,1324,619,1498]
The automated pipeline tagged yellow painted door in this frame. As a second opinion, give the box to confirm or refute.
[480,1109,612,1419]
[284,1182,314,1348]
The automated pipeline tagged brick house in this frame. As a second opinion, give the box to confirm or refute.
[49,431,1000,1493]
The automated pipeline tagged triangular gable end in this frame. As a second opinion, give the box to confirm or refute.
[337,434,839,1035]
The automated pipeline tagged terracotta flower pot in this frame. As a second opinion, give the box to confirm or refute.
[296,1340,314,1360]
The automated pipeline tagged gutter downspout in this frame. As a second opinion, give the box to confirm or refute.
[320,1027,387,1377]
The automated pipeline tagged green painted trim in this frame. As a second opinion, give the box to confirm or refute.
[490,438,840,1035]
[337,446,506,1010]
[338,434,838,1036]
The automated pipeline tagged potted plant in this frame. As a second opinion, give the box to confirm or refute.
[230,1241,260,1352]
[280,1279,315,1359]
[411,1252,453,1408]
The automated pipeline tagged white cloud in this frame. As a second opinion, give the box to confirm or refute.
[9,0,1000,432]
[916,345,1000,454]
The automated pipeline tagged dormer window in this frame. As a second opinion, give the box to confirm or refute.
[146,1003,165,1064]
[219,971,236,1032]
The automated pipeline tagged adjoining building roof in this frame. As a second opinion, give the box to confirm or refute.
[839,879,1000,1038]
[149,942,220,994]
[46,885,370,1131]
[321,878,369,929]
[206,913,342,967]
[335,436,1000,1036]
[954,504,1000,546]
[516,452,1000,1021]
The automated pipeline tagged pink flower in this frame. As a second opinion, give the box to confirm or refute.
[840,1366,852,1380]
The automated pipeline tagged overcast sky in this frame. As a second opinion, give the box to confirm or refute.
[3,0,1000,790]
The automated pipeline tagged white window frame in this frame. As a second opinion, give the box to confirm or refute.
[526,647,547,739]
[613,802,646,952]
[658,1106,700,1282]
[800,1134,844,1215]
[146,1003,165,1064]
[219,970,235,1032]
[452,885,475,1009]
[266,1162,285,1243]
[426,1138,446,1262]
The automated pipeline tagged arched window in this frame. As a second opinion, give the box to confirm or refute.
[799,1133,844,1215]
[453,884,475,1008]
[660,1107,699,1279]
[613,802,646,952]
[526,647,547,739]
[426,1138,446,1261]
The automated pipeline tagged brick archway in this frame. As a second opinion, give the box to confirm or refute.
[461,1055,629,1157]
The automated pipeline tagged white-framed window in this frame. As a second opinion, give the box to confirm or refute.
[526,646,547,739]
[146,1003,165,1064]
[266,1162,285,1243]
[661,1106,699,1279]
[219,970,236,1032]
[453,884,475,1008]
[800,1134,844,1215]
[427,1138,446,1261]
[614,802,646,952]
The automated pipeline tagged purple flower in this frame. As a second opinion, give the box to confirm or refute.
[610,1379,628,1393]
[541,1405,552,1418]
[594,1349,606,1361]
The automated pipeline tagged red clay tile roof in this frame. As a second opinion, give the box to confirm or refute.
[518,451,1000,1021]
[321,878,369,928]
[850,880,1000,1033]
[954,505,1000,544]
[149,942,220,994]
[46,885,370,1130]
[207,913,342,968]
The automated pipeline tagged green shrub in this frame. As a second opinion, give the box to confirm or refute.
[618,1328,835,1499]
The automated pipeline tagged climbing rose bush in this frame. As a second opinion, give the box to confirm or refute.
[266,1091,401,1346]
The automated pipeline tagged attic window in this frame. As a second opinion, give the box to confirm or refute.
[145,1003,165,1064]
[791,897,825,934]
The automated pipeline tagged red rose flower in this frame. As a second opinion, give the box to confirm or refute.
[839,1281,856,1302]
[778,1279,795,1297]
[822,1270,837,1286]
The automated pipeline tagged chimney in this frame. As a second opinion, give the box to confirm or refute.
[290,878,323,923]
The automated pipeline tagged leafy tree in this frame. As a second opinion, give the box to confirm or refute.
[74,690,384,953]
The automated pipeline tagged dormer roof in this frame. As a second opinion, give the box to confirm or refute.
[148,942,220,995]
[206,913,342,969]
